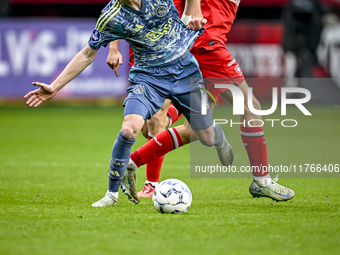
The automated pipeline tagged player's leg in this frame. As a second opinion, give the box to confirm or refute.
[127,89,233,180]
[137,99,184,197]
[128,114,231,168]
[92,70,168,207]
[189,114,234,168]
[138,100,170,197]
[147,99,172,135]
[126,99,233,199]
[221,81,269,182]
[128,91,232,168]
[168,56,233,166]
[167,102,183,126]
[124,51,232,199]
[196,46,294,201]
[92,112,144,207]
[222,81,295,201]
[126,99,230,199]
[129,120,191,171]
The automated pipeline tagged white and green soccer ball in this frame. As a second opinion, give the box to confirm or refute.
[152,179,192,214]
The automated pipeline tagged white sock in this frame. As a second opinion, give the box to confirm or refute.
[145,180,158,187]
[253,174,272,187]
[106,191,119,199]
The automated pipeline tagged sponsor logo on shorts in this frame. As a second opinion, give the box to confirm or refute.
[230,0,241,6]
[234,64,243,76]
[133,84,145,94]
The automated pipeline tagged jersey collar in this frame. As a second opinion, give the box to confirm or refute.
[119,0,146,15]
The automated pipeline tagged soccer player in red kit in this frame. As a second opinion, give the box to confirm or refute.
[111,0,295,201]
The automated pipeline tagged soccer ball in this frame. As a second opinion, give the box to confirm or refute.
[152,179,192,214]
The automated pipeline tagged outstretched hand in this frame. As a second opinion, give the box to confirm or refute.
[24,82,57,107]
[187,18,207,31]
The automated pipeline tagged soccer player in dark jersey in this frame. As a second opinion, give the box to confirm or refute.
[24,0,234,207]
[106,40,184,198]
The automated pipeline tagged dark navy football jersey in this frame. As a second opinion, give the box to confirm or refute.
[88,0,202,67]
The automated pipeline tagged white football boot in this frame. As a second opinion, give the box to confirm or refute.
[249,175,295,201]
[92,192,117,207]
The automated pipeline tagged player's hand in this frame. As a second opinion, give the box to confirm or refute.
[24,82,57,108]
[187,18,207,31]
[106,48,123,77]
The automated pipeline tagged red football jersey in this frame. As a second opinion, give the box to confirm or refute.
[174,0,239,49]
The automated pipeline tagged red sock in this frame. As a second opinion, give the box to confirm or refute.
[167,103,183,126]
[131,128,183,168]
[145,136,164,182]
[240,126,268,177]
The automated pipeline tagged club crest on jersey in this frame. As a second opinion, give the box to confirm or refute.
[155,5,167,17]
[91,30,100,42]
[234,64,243,76]
[133,84,145,94]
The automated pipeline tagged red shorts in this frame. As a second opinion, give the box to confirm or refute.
[190,46,245,100]
[129,44,244,101]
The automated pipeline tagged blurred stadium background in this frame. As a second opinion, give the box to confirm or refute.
[1,0,340,104]
[1,3,339,254]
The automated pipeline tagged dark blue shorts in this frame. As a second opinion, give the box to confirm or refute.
[123,50,212,130]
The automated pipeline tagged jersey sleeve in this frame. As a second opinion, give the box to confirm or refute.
[88,28,116,50]
[88,0,125,50]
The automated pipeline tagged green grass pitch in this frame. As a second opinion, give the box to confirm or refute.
[0,104,339,255]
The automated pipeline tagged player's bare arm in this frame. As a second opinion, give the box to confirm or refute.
[191,0,203,19]
[107,40,123,77]
[24,45,98,107]
[182,0,199,18]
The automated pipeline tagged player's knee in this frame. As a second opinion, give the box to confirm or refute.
[121,124,139,138]
[199,136,215,147]
[195,129,215,147]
